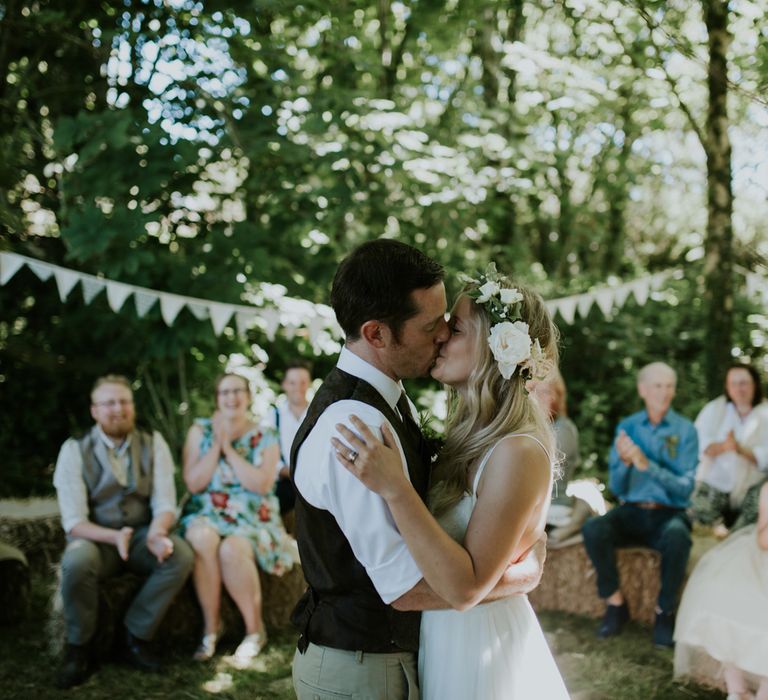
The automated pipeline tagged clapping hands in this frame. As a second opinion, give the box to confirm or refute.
[704,430,738,457]
[211,411,233,446]
[616,430,649,471]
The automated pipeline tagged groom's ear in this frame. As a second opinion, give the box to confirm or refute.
[360,320,388,348]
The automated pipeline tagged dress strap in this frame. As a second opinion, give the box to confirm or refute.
[472,433,551,495]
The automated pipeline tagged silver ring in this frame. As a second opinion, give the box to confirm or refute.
[348,449,359,463]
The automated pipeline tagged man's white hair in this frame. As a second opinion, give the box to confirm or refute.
[637,362,677,385]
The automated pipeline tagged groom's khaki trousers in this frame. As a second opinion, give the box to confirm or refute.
[293,643,419,700]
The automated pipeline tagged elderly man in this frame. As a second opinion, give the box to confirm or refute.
[581,362,698,648]
[53,375,194,689]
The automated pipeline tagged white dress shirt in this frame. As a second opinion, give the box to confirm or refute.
[294,347,423,604]
[53,427,178,533]
[695,398,768,492]
[268,401,308,467]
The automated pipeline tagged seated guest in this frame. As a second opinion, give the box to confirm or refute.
[179,373,297,666]
[675,481,768,700]
[267,361,313,527]
[690,364,768,535]
[53,375,194,689]
[581,362,698,648]
[532,370,581,527]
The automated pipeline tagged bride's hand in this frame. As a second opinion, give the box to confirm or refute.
[332,415,408,500]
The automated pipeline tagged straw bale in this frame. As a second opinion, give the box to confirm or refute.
[47,562,306,657]
[0,513,64,574]
[529,541,660,626]
[0,543,30,624]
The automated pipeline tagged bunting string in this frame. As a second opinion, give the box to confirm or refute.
[2,252,766,350]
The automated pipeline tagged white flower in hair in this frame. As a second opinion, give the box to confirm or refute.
[477,280,500,303]
[462,263,551,383]
[499,288,523,305]
[487,321,532,380]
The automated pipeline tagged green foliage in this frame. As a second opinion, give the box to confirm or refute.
[1,1,766,496]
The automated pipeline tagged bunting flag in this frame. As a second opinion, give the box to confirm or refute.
[53,268,80,302]
[2,252,765,346]
[0,251,341,348]
[81,277,105,305]
[544,269,683,322]
[0,253,24,285]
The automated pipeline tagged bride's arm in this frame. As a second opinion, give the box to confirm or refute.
[334,417,550,611]
[392,536,546,611]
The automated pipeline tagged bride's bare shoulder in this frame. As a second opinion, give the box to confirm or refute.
[482,435,550,485]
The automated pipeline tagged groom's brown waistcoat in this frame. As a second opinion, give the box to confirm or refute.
[290,367,432,653]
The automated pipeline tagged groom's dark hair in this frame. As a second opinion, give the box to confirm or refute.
[331,239,444,342]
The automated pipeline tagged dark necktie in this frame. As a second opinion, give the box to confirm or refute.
[396,391,431,495]
[396,391,420,434]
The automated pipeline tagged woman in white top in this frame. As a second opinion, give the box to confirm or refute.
[333,267,569,700]
[691,364,768,532]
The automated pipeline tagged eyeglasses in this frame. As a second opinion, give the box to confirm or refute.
[93,399,134,408]
[217,388,248,397]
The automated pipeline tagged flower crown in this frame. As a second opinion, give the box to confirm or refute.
[458,264,552,382]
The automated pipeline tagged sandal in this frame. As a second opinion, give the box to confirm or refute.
[230,632,267,668]
[193,626,222,661]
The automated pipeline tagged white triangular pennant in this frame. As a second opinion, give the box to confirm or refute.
[577,294,594,318]
[613,284,632,308]
[235,311,256,338]
[159,294,187,326]
[555,297,577,325]
[209,302,235,336]
[53,268,80,302]
[594,288,615,317]
[106,281,133,312]
[81,277,105,305]
[187,302,209,321]
[261,308,281,341]
[27,260,54,281]
[650,272,667,290]
[134,290,158,318]
[631,279,650,305]
[0,252,25,285]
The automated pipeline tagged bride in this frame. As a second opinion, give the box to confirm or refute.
[333,266,570,699]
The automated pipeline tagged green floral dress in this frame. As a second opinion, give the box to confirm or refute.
[179,418,297,575]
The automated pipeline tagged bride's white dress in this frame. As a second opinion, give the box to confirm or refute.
[418,435,570,700]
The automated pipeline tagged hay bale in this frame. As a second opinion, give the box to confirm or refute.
[529,540,661,626]
[48,562,306,656]
[0,499,64,575]
[0,542,30,624]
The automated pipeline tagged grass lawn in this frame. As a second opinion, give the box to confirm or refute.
[0,576,724,699]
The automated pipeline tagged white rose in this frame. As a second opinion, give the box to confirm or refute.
[477,280,500,303]
[487,321,532,379]
[499,287,523,305]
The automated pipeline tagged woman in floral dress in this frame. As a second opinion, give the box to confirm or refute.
[179,373,297,665]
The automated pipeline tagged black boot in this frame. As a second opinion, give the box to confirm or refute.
[55,642,93,689]
[123,628,162,673]
[597,602,629,639]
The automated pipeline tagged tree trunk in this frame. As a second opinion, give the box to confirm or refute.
[703,0,734,395]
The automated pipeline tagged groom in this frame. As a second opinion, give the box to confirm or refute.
[290,240,544,700]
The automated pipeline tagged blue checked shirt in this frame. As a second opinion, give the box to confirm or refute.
[608,408,698,508]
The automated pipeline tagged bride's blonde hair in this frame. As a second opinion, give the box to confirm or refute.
[429,281,559,517]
